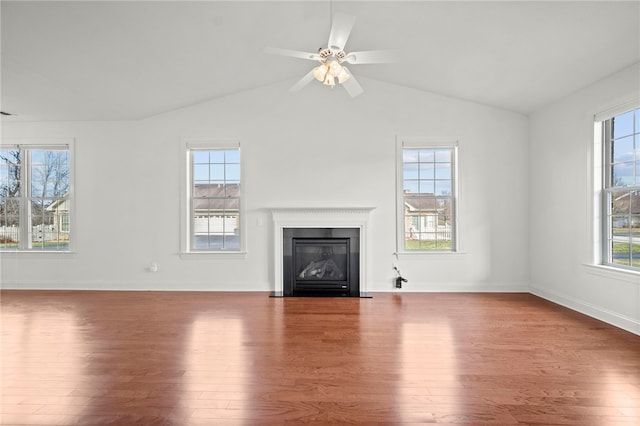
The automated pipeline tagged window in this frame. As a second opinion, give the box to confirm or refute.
[0,143,72,251]
[601,107,640,271]
[186,143,242,252]
[397,141,457,252]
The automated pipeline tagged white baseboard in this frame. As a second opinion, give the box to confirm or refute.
[372,281,530,292]
[0,280,272,292]
[530,285,640,336]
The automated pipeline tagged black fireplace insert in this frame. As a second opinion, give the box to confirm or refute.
[283,228,360,297]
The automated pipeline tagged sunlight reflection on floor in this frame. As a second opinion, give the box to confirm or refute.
[183,315,247,421]
[400,321,458,423]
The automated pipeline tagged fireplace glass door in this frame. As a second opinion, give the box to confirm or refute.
[294,239,349,285]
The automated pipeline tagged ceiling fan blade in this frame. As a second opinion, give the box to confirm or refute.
[264,47,319,61]
[341,67,363,98]
[289,69,316,92]
[328,13,356,51]
[344,50,398,65]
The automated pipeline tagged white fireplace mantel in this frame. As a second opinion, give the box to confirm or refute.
[270,207,375,296]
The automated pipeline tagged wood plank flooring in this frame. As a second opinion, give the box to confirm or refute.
[1,291,639,425]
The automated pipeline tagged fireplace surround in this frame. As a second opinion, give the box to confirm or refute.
[270,207,374,297]
[283,227,359,297]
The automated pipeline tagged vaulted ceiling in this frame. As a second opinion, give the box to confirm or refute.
[2,1,639,121]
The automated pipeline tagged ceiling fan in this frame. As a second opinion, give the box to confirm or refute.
[265,13,396,97]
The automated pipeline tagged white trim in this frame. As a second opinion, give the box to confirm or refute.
[0,138,76,253]
[395,136,460,254]
[530,285,640,336]
[593,104,640,273]
[180,138,245,255]
[270,207,375,295]
[0,280,269,291]
[186,139,240,150]
[583,263,640,285]
[0,137,74,149]
[588,122,603,266]
[593,95,640,122]
[395,251,467,257]
[179,251,247,260]
[0,251,77,258]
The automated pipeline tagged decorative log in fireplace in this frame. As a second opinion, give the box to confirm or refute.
[283,228,360,297]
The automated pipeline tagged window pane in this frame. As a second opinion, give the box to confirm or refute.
[210,164,225,181]
[435,150,451,162]
[29,198,68,251]
[610,189,630,215]
[403,180,419,194]
[193,150,209,164]
[612,136,634,163]
[419,150,435,162]
[613,110,634,139]
[223,212,240,250]
[435,180,451,195]
[419,163,434,179]
[224,183,240,200]
[193,164,209,183]
[404,163,418,179]
[0,198,20,248]
[435,163,451,179]
[403,149,420,163]
[225,164,240,182]
[611,241,631,266]
[225,150,240,164]
[0,149,21,197]
[613,162,634,186]
[30,150,70,198]
[418,180,434,195]
[210,151,225,164]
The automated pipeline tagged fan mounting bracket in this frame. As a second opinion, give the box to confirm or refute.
[318,48,347,62]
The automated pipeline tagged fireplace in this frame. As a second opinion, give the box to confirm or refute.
[283,228,359,297]
[270,207,374,298]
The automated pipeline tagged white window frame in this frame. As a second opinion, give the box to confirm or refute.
[0,138,75,254]
[180,139,246,258]
[596,104,640,273]
[396,137,459,254]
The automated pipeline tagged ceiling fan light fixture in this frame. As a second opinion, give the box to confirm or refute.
[337,68,350,84]
[323,74,336,86]
[329,60,343,77]
[313,63,329,81]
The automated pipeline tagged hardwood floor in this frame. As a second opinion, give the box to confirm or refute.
[1,291,639,425]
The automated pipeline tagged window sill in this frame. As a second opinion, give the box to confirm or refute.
[583,264,640,284]
[0,251,77,258]
[395,251,467,256]
[179,251,248,260]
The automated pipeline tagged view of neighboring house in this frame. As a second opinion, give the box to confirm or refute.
[612,190,640,228]
[46,198,70,239]
[192,183,240,238]
[403,193,452,241]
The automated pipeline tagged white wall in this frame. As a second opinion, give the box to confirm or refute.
[1,78,529,292]
[529,64,640,335]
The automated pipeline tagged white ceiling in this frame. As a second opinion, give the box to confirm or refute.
[2,1,639,121]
